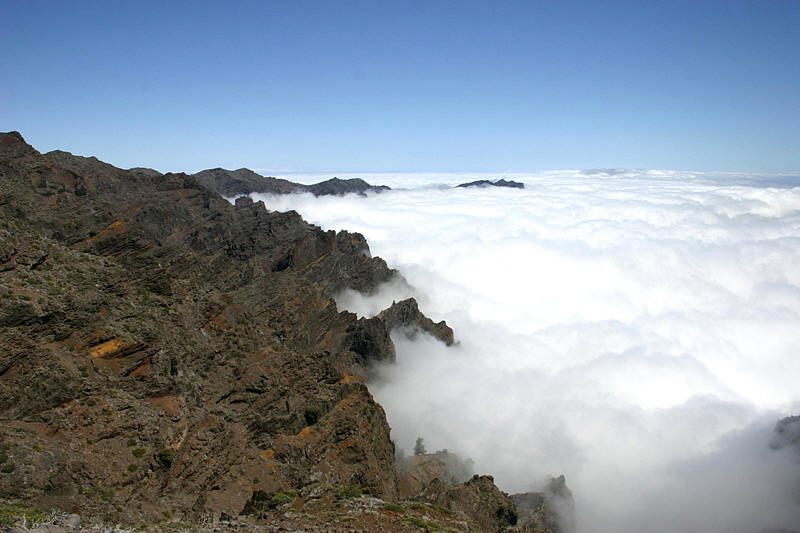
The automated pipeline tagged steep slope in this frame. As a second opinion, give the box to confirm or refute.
[0,132,567,532]
[0,133,407,523]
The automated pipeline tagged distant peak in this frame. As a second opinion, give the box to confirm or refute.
[456,178,524,189]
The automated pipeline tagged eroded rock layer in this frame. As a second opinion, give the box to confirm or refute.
[0,132,567,532]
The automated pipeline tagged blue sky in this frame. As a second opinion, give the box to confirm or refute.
[1,1,798,173]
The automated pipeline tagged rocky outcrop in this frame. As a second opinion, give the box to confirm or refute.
[771,415,800,453]
[396,448,574,533]
[192,168,390,197]
[0,132,407,523]
[306,177,390,196]
[397,449,473,499]
[511,476,576,533]
[0,131,569,531]
[457,178,525,189]
[427,475,518,532]
[193,168,299,197]
[378,298,455,345]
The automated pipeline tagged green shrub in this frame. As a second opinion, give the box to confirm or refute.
[127,438,137,447]
[241,490,296,514]
[157,448,176,468]
[1,463,15,473]
[334,486,361,500]
[127,463,138,473]
[132,448,146,458]
[269,491,295,507]
[383,503,405,513]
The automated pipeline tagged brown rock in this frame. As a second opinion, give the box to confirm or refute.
[378,297,455,345]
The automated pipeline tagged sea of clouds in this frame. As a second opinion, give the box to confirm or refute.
[250,170,800,533]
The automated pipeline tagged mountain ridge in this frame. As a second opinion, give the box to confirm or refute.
[0,131,569,532]
[191,167,390,197]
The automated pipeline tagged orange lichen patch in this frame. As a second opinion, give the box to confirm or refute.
[148,395,181,416]
[260,449,275,460]
[337,375,361,384]
[297,426,313,440]
[89,338,123,358]
[74,220,126,248]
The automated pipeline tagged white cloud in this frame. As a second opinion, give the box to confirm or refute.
[250,171,800,533]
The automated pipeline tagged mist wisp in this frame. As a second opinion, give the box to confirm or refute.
[251,171,800,533]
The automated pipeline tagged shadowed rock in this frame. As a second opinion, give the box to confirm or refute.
[457,178,524,189]
[511,475,576,533]
[192,168,390,197]
[397,449,474,499]
[377,297,455,345]
[0,131,399,521]
[0,131,570,532]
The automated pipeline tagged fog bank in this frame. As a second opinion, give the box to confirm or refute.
[251,171,800,532]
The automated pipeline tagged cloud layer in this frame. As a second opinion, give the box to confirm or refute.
[251,171,800,533]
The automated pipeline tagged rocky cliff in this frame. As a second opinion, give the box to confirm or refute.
[0,132,568,532]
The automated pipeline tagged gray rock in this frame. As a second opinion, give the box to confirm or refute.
[29,525,67,533]
[61,515,81,530]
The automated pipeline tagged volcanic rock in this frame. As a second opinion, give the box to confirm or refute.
[771,415,800,453]
[397,449,473,499]
[377,297,455,345]
[511,475,576,533]
[192,168,390,197]
[193,167,299,197]
[0,131,563,531]
[456,178,524,189]
[1,132,401,522]
[431,474,518,532]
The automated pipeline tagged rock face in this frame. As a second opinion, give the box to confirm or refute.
[0,131,569,531]
[378,298,455,345]
[457,178,525,189]
[430,475,518,532]
[192,168,390,197]
[0,132,407,523]
[511,476,576,533]
[397,450,573,533]
[771,415,800,453]
[397,449,473,499]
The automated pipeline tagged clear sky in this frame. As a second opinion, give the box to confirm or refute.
[1,1,798,173]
